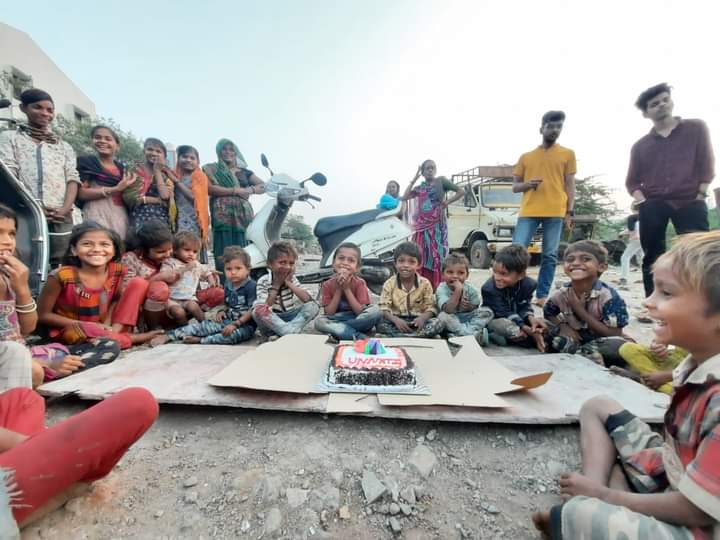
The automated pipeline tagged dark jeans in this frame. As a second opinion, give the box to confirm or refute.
[638,199,708,296]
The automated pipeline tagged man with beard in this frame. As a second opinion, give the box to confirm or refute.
[626,83,715,298]
[512,110,577,307]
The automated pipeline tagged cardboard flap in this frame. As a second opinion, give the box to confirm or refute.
[326,393,375,413]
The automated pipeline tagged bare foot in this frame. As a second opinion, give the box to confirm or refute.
[531,511,552,539]
[609,365,641,382]
[132,329,165,345]
[559,472,606,500]
[182,336,201,344]
[149,334,170,347]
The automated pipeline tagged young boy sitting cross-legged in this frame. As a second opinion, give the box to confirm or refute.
[533,231,720,540]
[376,242,443,338]
[314,242,381,341]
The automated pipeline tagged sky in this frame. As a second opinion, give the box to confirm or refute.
[3,0,719,225]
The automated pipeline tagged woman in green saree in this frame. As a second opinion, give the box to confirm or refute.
[202,139,265,273]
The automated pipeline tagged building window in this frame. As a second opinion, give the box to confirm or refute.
[72,106,90,122]
[7,67,32,100]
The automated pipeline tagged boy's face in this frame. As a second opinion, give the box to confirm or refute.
[21,100,54,129]
[492,262,524,289]
[540,120,563,143]
[563,250,605,281]
[643,91,674,122]
[147,241,173,265]
[175,243,198,264]
[178,152,198,172]
[644,258,720,350]
[0,217,17,256]
[443,262,468,286]
[269,254,296,277]
[225,258,249,284]
[333,247,360,275]
[395,254,420,280]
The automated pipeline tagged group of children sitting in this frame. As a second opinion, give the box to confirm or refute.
[0,198,684,396]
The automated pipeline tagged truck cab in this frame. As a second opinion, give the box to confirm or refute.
[447,165,541,268]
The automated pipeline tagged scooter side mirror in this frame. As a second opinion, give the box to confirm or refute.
[0,99,11,109]
[261,154,269,168]
[310,173,327,186]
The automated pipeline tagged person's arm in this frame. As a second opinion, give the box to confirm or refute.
[322,279,342,316]
[626,144,645,202]
[566,290,624,338]
[0,254,37,334]
[343,277,365,315]
[37,274,84,329]
[695,120,715,199]
[153,167,171,201]
[78,170,136,201]
[442,183,465,208]
[400,166,422,201]
[564,173,576,215]
[173,175,195,200]
[440,284,461,314]
[248,173,266,194]
[122,175,144,209]
[0,427,27,452]
[286,276,312,303]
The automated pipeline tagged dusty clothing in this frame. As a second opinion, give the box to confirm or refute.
[160,258,213,301]
[255,272,306,314]
[379,274,436,318]
[315,305,382,341]
[252,302,319,337]
[320,275,371,312]
[626,118,715,203]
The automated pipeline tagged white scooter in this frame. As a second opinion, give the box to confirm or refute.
[245,154,412,293]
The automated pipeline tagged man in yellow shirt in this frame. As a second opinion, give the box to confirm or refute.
[511,110,576,306]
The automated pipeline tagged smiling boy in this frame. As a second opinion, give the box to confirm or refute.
[533,231,720,539]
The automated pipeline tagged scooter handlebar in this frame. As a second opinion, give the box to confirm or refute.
[306,194,322,202]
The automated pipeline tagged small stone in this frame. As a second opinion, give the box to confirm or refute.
[399,503,412,516]
[330,469,344,486]
[154,510,164,518]
[518,432,527,442]
[64,497,84,515]
[361,470,386,504]
[480,502,500,514]
[339,506,351,520]
[257,475,283,502]
[378,503,389,514]
[264,508,282,534]
[546,460,565,477]
[464,479,477,489]
[408,444,437,478]
[286,488,309,508]
[384,476,400,502]
[389,516,403,534]
[426,429,437,442]
[184,491,199,504]
[240,519,251,532]
[183,476,199,488]
[388,503,400,515]
[400,486,416,505]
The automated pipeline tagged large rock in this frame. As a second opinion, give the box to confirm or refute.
[308,484,340,512]
[361,470,386,504]
[408,444,437,478]
[264,508,283,535]
[256,475,283,502]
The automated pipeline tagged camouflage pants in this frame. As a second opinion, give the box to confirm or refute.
[376,316,444,338]
[437,308,493,338]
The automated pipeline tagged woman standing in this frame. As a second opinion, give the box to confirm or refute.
[202,139,264,272]
[76,126,136,242]
[403,160,465,289]
[0,88,81,267]
[123,138,176,233]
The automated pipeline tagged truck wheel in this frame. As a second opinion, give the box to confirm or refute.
[468,239,492,269]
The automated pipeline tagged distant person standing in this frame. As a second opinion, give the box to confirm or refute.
[618,212,643,286]
[626,83,715,296]
[511,111,576,306]
[0,88,80,267]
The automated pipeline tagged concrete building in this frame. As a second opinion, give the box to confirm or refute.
[0,22,96,123]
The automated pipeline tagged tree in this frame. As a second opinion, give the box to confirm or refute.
[574,175,623,240]
[55,116,144,164]
[281,214,317,251]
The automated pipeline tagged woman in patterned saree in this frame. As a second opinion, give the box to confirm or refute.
[403,160,465,289]
[202,139,265,274]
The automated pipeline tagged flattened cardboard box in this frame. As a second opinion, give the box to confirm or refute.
[208,334,551,409]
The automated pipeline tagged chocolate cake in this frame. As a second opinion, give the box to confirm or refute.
[327,340,416,387]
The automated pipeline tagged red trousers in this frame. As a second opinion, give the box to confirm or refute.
[0,387,158,523]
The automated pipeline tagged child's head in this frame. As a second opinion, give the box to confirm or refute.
[644,231,720,353]
[19,88,54,130]
[563,240,608,281]
[442,253,470,285]
[129,220,173,265]
[333,242,361,274]
[91,125,120,158]
[0,203,17,256]
[267,241,298,274]
[173,231,201,263]
[386,180,400,198]
[420,160,436,180]
[64,221,122,268]
[492,244,530,289]
[223,246,251,284]
[177,145,199,173]
[393,242,421,280]
[143,137,167,165]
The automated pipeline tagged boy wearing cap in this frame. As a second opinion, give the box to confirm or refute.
[511,110,577,306]
[0,88,80,266]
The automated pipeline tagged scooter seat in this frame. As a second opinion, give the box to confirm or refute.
[314,208,386,239]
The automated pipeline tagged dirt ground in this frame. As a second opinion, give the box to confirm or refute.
[23,262,655,540]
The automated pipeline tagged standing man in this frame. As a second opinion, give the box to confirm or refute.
[512,110,576,306]
[626,83,715,297]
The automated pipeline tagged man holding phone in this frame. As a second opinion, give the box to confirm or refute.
[626,83,715,297]
[512,110,577,306]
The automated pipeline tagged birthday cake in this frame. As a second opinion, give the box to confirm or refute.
[328,339,416,387]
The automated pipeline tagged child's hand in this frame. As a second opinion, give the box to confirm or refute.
[649,340,669,358]
[222,323,237,337]
[271,270,286,288]
[0,254,30,292]
[532,332,546,353]
[394,317,412,333]
[117,171,137,191]
[54,355,85,377]
[458,299,475,312]
[284,271,295,287]
[411,313,430,329]
[566,289,586,313]
[641,371,672,390]
[215,310,226,323]
[207,272,220,288]
[529,318,548,335]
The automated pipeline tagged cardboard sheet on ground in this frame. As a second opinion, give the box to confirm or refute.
[38,337,670,424]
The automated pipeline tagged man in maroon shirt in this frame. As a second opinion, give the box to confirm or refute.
[626,83,715,297]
